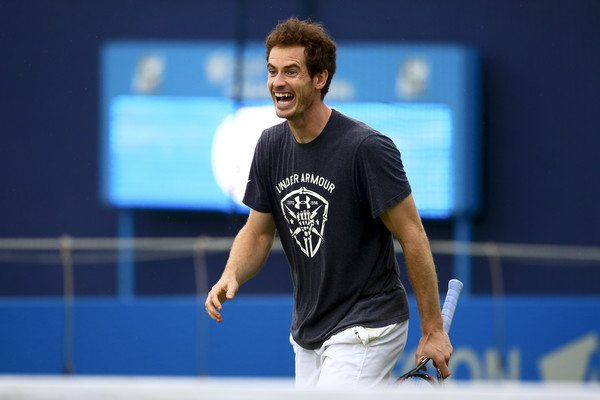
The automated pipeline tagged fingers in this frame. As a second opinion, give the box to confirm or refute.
[415,352,451,378]
[416,356,429,371]
[415,333,453,379]
[205,281,238,323]
[205,286,225,322]
[434,354,451,379]
[204,289,224,323]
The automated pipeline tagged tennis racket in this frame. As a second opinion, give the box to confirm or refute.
[396,278,464,388]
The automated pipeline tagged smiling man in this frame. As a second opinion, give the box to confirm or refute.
[205,17,452,388]
[267,44,331,143]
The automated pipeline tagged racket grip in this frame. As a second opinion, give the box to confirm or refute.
[441,279,464,333]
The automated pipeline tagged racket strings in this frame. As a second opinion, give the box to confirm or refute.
[397,373,437,389]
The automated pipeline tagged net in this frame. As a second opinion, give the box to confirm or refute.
[0,237,599,381]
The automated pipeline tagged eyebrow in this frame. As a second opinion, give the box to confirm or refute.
[267,62,301,70]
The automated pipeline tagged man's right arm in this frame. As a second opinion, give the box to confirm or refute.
[205,209,276,323]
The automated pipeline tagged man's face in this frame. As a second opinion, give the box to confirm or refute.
[267,46,321,121]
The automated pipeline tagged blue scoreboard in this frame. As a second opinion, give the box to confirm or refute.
[101,41,480,218]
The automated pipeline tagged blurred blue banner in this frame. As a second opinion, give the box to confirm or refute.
[1,296,598,381]
[100,41,480,218]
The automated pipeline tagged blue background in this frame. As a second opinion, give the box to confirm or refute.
[1,296,598,381]
[101,42,476,218]
[0,0,599,382]
[1,0,598,295]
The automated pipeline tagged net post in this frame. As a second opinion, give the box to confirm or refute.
[453,216,472,296]
[59,234,75,374]
[193,237,209,376]
[117,209,136,298]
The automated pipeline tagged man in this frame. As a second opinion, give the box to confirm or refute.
[205,17,452,387]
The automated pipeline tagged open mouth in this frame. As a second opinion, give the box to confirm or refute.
[274,92,295,105]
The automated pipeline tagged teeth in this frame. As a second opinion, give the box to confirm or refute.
[275,93,293,98]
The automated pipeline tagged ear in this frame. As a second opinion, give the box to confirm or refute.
[314,70,329,90]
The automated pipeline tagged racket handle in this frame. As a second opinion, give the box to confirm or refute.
[441,279,464,333]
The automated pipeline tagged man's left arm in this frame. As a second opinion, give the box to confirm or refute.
[380,193,453,378]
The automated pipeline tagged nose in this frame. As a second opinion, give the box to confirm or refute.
[271,71,285,87]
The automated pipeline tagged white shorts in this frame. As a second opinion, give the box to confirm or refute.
[289,321,409,388]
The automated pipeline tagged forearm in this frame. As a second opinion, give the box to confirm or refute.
[222,222,274,286]
[401,232,443,334]
[206,210,275,323]
[381,195,452,375]
[380,195,444,332]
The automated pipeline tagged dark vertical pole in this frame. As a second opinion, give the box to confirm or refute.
[60,235,75,374]
[117,209,135,298]
[453,216,472,296]
[194,239,209,376]
[233,0,246,105]
[227,0,247,215]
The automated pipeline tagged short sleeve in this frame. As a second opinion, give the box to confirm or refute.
[354,133,412,218]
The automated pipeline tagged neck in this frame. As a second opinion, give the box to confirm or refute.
[288,103,332,144]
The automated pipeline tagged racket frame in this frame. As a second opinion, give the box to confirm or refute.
[396,279,464,387]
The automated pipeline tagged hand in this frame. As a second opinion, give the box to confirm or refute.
[415,329,453,378]
[205,275,239,323]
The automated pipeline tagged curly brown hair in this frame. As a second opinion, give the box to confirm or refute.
[265,17,337,99]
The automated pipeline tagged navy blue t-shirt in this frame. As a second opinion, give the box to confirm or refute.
[243,109,412,350]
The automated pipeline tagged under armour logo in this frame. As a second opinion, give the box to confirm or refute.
[281,187,328,258]
[294,196,311,209]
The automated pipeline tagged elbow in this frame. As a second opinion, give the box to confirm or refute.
[397,227,431,257]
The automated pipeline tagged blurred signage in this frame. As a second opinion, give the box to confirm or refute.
[101,41,480,218]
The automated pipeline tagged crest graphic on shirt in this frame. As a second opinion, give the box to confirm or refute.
[281,187,328,258]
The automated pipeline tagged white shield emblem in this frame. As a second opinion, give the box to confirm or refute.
[281,187,328,258]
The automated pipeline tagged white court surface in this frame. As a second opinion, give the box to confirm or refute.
[0,376,599,400]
